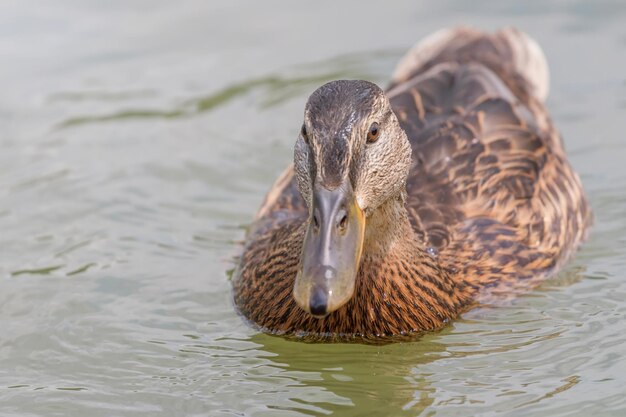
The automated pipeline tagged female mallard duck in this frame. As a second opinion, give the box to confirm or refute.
[233,27,591,338]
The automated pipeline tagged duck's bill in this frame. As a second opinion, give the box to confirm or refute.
[293,181,365,318]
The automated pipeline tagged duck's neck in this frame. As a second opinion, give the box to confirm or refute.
[363,193,416,257]
[352,193,472,334]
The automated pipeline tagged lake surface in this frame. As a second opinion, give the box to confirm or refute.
[1,1,626,416]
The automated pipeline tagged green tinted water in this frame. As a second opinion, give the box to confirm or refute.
[1,1,626,416]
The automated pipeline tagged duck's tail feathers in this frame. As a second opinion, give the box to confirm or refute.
[390,27,550,103]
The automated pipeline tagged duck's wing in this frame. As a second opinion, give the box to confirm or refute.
[248,165,307,239]
[389,27,549,106]
[387,28,590,280]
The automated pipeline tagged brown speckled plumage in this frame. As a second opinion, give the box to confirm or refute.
[233,27,591,339]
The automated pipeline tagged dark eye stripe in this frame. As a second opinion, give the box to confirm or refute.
[301,123,309,143]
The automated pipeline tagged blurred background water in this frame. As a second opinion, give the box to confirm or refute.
[1,1,625,416]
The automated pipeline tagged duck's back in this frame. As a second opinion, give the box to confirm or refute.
[387,27,591,298]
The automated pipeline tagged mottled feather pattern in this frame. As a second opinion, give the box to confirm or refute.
[233,28,590,339]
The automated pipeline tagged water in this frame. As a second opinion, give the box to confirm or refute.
[1,1,625,415]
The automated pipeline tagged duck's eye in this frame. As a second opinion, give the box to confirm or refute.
[367,122,380,143]
[301,124,309,143]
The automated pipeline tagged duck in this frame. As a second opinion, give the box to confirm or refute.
[233,27,591,339]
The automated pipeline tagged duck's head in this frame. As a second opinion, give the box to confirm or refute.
[293,80,412,318]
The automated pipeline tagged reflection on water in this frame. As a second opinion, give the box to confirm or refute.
[1,0,626,416]
[250,333,445,415]
[53,49,400,129]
